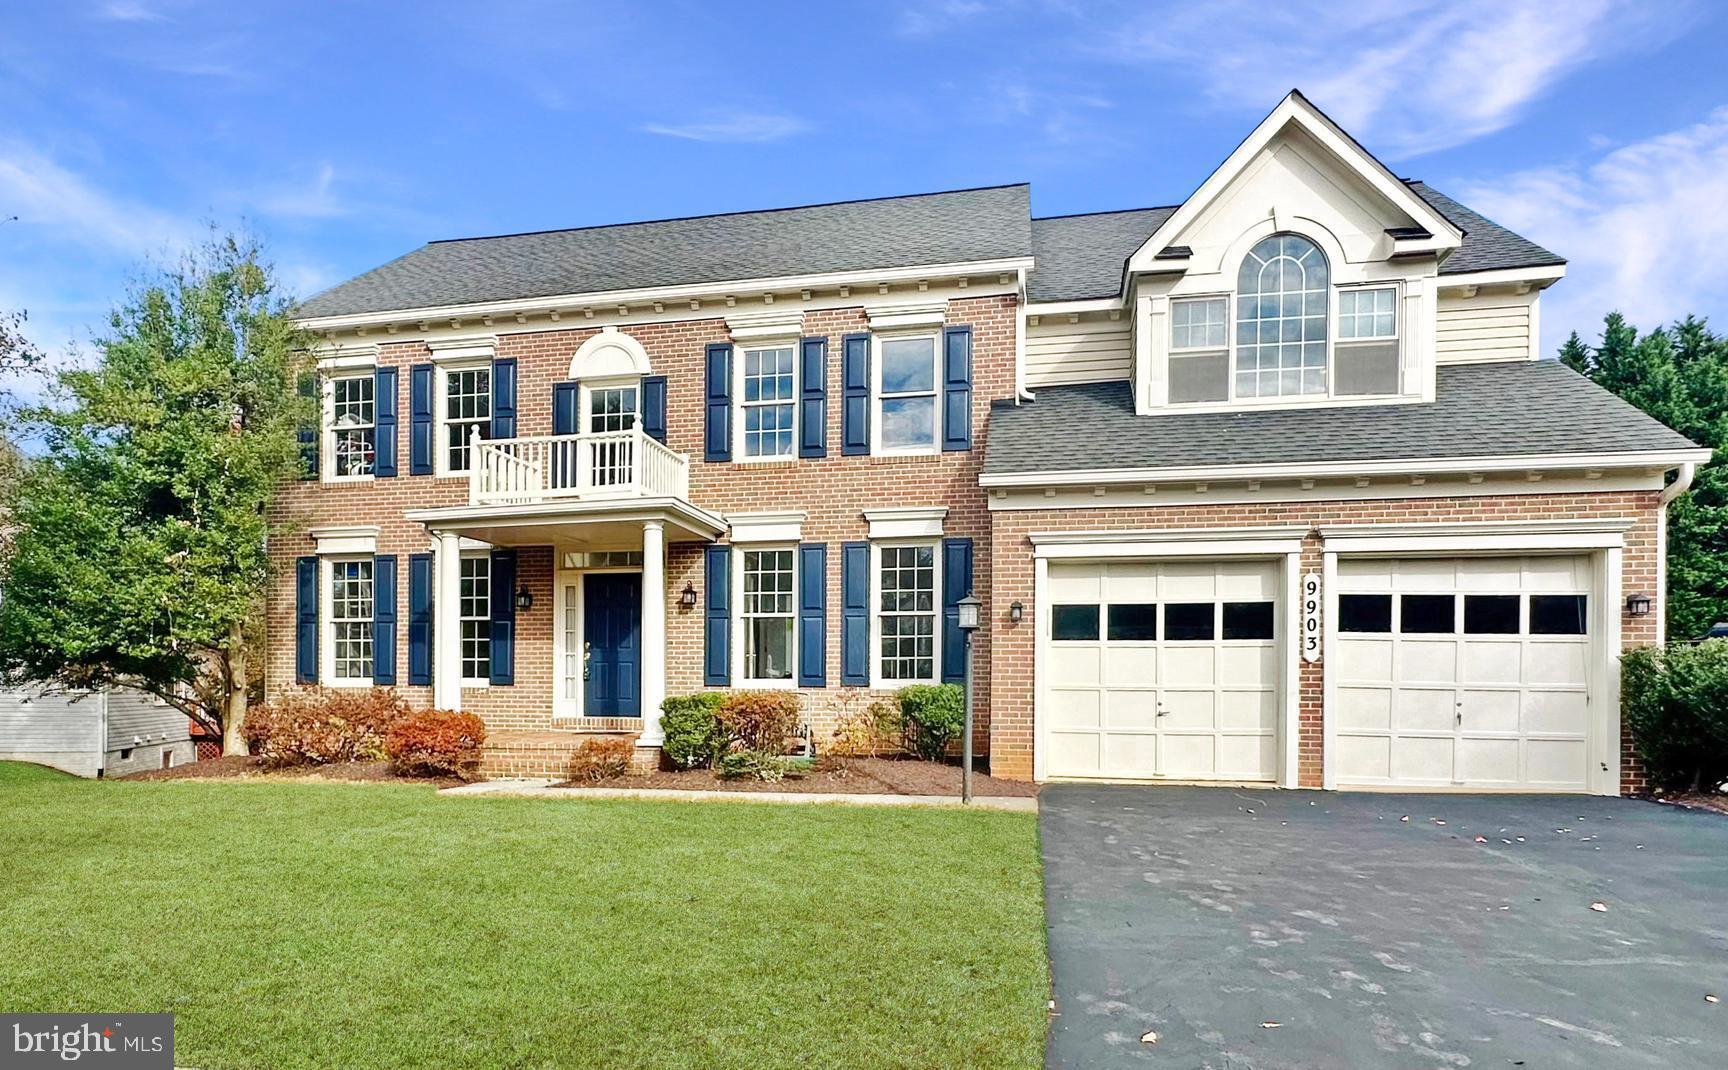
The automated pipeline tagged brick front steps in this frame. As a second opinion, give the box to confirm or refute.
[480,730,658,779]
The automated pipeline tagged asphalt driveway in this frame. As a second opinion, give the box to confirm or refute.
[1041,785,1728,1069]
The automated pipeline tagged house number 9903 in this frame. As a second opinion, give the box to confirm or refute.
[1301,572,1322,663]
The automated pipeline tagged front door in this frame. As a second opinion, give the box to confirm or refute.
[584,572,642,717]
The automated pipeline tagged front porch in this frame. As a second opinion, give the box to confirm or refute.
[408,427,724,750]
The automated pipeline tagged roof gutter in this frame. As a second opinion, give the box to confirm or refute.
[1660,460,1698,506]
[978,447,1715,489]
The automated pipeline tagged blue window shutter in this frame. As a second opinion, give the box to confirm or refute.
[941,538,974,684]
[296,373,319,479]
[705,343,732,462]
[643,374,668,442]
[841,333,870,455]
[841,541,869,686]
[372,555,397,685]
[295,556,319,684]
[409,363,434,475]
[407,553,433,687]
[552,381,579,435]
[942,326,972,452]
[799,336,827,458]
[491,357,517,440]
[489,549,517,686]
[373,366,398,478]
[704,545,731,686]
[797,543,827,687]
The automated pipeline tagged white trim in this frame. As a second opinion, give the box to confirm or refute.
[727,510,806,544]
[1318,518,1631,555]
[733,543,799,689]
[1434,265,1566,294]
[435,361,492,478]
[1031,554,1050,782]
[321,369,378,484]
[866,301,947,331]
[569,327,652,378]
[1281,550,1302,789]
[725,309,804,344]
[314,344,379,371]
[978,449,1713,489]
[869,538,944,689]
[427,337,497,363]
[296,256,1036,333]
[871,330,942,457]
[1023,297,1122,317]
[864,506,948,540]
[1320,548,1339,790]
[309,525,379,556]
[1031,526,1308,548]
[319,555,376,689]
[457,551,492,689]
[1599,546,1623,796]
[733,341,800,462]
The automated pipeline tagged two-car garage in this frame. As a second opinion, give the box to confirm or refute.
[1032,528,1620,794]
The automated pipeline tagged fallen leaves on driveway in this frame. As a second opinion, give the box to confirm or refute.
[1589,902,1609,913]
[1140,1030,1159,1044]
[1260,1021,1283,1029]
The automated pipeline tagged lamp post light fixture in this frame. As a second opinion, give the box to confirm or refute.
[956,594,982,804]
[679,582,699,609]
[1626,592,1653,618]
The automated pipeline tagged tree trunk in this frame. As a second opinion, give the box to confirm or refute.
[221,621,250,756]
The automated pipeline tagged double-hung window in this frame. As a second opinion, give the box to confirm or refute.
[878,544,937,682]
[740,346,795,459]
[587,382,639,432]
[327,558,374,683]
[1168,297,1229,403]
[442,365,491,474]
[328,374,376,478]
[741,548,795,682]
[460,555,491,684]
[1334,287,1400,396]
[876,334,939,453]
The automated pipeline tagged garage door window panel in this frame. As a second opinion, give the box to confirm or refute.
[1464,595,1521,634]
[1164,603,1215,641]
[1106,603,1157,641]
[1400,594,1455,634]
[1530,594,1588,635]
[1222,601,1274,640]
[1053,604,1100,642]
[1339,594,1392,633]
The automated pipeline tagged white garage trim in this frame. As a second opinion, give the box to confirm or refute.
[1322,523,1625,796]
[1032,527,1302,787]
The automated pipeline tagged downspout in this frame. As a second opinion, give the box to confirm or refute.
[1015,267,1034,403]
[96,691,108,779]
[1655,461,1696,646]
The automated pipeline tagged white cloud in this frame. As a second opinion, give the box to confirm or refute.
[257,162,346,219]
[1098,0,1686,157]
[642,111,810,144]
[96,1,166,22]
[1459,106,1728,352]
[0,140,197,256]
[898,0,988,37]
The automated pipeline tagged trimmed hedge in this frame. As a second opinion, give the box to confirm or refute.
[243,687,408,767]
[1622,640,1728,792]
[385,709,487,780]
[660,693,728,769]
[899,684,965,761]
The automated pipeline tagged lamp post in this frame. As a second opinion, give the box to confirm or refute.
[956,594,982,804]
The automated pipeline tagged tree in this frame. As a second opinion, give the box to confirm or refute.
[0,235,313,753]
[1561,313,1728,639]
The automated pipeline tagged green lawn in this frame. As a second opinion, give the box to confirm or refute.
[0,762,1048,1069]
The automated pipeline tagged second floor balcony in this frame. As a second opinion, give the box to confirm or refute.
[468,427,691,506]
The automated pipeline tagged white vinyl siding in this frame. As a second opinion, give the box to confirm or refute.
[1436,291,1537,364]
[1025,316,1132,387]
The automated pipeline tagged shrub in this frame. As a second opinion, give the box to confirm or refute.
[568,736,636,782]
[243,687,409,767]
[385,709,487,780]
[661,692,728,769]
[716,690,803,754]
[830,698,905,758]
[899,684,965,762]
[1622,641,1728,792]
[718,748,803,782]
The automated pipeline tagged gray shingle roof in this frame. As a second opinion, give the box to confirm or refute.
[984,361,1698,477]
[1024,181,1565,303]
[297,184,1034,319]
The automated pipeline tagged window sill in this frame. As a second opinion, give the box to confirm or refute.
[322,474,376,485]
[460,679,491,690]
[323,676,375,689]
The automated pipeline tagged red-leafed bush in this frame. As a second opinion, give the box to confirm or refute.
[568,736,636,782]
[385,709,487,780]
[716,690,803,754]
[243,687,409,767]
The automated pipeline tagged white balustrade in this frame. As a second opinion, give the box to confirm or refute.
[468,427,691,505]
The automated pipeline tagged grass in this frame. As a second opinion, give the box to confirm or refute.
[0,762,1048,1070]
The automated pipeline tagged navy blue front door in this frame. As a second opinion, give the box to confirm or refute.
[584,572,641,717]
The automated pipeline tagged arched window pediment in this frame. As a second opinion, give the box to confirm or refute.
[568,327,652,380]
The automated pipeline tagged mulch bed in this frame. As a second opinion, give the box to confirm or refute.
[557,755,1039,797]
[1649,791,1728,816]
[122,756,462,788]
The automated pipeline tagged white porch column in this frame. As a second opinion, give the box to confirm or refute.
[433,530,464,711]
[640,520,667,746]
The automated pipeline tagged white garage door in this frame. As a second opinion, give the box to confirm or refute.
[1334,556,1594,791]
[1044,560,1282,781]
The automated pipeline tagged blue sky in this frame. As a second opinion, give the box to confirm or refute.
[3,0,1726,373]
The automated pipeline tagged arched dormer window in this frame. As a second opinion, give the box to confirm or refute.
[1236,234,1328,398]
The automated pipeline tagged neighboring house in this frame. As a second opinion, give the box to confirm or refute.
[274,91,1707,795]
[0,687,194,777]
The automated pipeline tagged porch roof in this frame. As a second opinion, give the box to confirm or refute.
[403,497,725,548]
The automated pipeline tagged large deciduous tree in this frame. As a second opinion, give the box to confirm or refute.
[0,235,313,753]
[1561,313,1728,639]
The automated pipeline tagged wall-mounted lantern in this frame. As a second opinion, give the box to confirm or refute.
[680,582,699,609]
[514,585,534,611]
[1626,592,1653,618]
[1008,600,1024,623]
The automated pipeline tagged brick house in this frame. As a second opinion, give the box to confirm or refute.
[274,92,1705,793]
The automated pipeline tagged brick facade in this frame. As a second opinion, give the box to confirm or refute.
[265,295,1014,752]
[986,490,1661,791]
